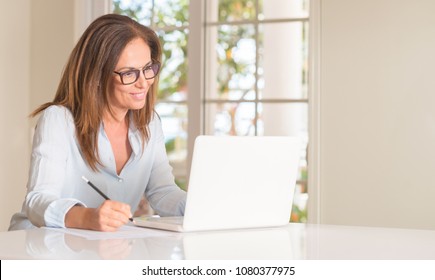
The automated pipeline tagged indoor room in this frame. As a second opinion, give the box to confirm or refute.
[1,0,435,270]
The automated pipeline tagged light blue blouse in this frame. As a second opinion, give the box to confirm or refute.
[9,105,186,230]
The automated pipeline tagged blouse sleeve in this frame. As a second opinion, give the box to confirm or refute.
[145,115,187,216]
[25,106,85,228]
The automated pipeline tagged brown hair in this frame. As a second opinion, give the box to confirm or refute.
[31,14,162,171]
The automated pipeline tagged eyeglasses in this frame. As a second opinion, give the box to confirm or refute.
[113,62,161,85]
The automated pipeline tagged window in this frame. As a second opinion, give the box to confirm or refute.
[113,0,309,222]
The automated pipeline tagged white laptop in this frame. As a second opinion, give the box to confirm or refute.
[134,135,302,232]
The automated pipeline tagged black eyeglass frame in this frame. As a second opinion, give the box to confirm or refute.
[113,61,161,85]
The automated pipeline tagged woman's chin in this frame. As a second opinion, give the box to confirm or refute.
[130,101,146,110]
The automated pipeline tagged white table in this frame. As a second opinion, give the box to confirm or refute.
[1,223,434,259]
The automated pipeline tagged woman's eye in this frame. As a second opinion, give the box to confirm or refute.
[123,71,136,78]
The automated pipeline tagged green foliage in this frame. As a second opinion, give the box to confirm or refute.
[112,0,145,22]
[218,0,256,21]
[216,0,257,98]
[157,29,188,100]
[165,137,176,153]
[291,204,307,223]
[175,177,187,191]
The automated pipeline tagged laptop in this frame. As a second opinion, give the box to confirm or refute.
[134,135,302,232]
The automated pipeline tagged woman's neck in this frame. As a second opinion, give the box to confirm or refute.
[103,109,129,127]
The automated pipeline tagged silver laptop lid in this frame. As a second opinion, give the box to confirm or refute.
[183,136,302,231]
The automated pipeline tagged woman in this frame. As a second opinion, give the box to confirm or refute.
[9,14,186,232]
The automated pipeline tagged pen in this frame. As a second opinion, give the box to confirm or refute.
[81,176,133,222]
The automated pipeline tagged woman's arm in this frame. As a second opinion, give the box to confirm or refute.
[25,106,82,227]
[145,115,187,216]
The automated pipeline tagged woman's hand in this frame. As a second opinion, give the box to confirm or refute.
[65,201,132,231]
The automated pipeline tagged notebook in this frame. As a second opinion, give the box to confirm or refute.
[134,135,302,232]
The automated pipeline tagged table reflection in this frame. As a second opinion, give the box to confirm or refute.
[20,224,306,260]
[2,223,434,259]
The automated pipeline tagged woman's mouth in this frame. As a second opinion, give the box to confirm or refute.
[130,92,146,100]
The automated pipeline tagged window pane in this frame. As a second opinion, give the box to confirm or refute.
[258,103,307,138]
[258,0,309,20]
[205,24,256,100]
[113,0,152,25]
[205,102,256,135]
[157,29,188,101]
[258,22,308,99]
[154,0,189,28]
[206,0,256,22]
[155,103,188,178]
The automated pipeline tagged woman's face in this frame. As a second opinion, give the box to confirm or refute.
[110,38,154,117]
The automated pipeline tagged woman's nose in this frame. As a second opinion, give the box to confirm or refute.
[135,71,153,88]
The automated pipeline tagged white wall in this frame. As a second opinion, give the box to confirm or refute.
[30,0,75,123]
[0,0,31,231]
[311,0,435,229]
[0,0,75,231]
